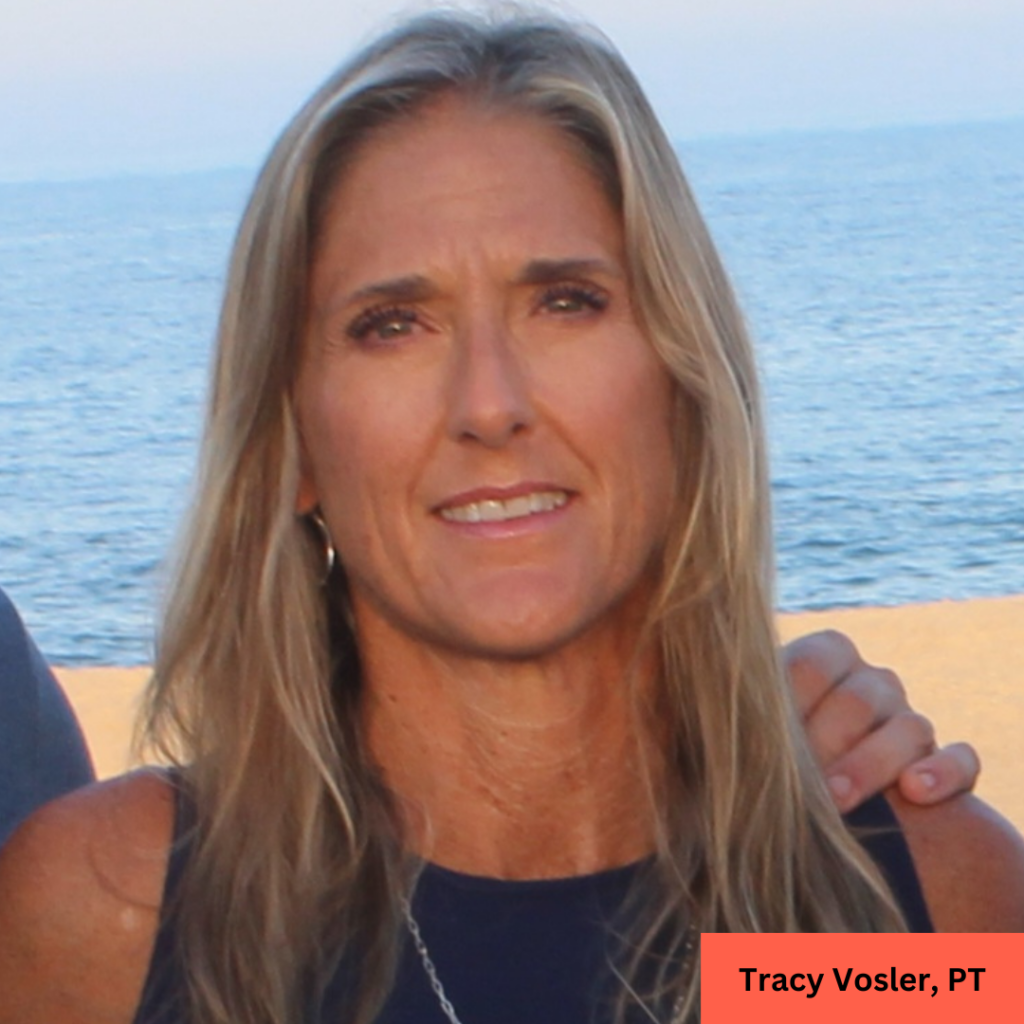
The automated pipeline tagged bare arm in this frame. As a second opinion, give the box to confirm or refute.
[0,771,172,1024]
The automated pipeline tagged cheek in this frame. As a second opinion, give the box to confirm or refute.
[299,377,434,565]
[314,412,393,514]
[543,335,677,560]
[297,377,377,517]
[606,352,678,535]
[308,422,398,588]
[595,343,676,472]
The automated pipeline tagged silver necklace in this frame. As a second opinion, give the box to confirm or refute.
[401,896,694,1024]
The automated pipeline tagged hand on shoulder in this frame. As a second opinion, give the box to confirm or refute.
[888,789,1024,932]
[0,768,174,1024]
[784,630,981,812]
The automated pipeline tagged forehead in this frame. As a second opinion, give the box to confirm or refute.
[308,97,625,300]
[339,91,609,190]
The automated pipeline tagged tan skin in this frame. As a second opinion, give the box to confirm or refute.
[1,99,1021,1023]
[296,103,677,871]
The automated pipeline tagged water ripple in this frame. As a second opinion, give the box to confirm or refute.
[3,126,1023,665]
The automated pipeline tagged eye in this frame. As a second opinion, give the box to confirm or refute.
[345,305,420,344]
[537,284,609,317]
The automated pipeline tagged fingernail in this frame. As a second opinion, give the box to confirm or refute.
[914,770,937,790]
[827,774,853,804]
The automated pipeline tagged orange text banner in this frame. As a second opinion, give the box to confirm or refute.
[702,933,1022,1023]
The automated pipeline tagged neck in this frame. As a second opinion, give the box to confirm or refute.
[357,615,663,880]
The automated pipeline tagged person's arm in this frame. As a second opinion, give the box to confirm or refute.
[0,771,171,1024]
[0,587,95,848]
[786,631,1024,930]
[784,630,980,813]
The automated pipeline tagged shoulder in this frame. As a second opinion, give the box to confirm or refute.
[887,789,1024,931]
[0,768,175,1024]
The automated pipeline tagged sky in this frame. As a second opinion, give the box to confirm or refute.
[2,0,1023,181]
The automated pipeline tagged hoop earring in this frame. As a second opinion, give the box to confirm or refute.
[309,510,336,582]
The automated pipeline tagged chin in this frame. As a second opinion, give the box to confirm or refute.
[433,624,589,664]
[424,589,637,664]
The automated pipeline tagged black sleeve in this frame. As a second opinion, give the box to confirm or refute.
[0,586,95,847]
[845,793,934,932]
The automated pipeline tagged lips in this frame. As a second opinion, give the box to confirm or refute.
[436,488,570,524]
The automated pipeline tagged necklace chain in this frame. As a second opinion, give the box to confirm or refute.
[401,896,694,1024]
[401,897,466,1024]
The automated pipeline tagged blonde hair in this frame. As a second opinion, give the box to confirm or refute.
[141,7,904,1024]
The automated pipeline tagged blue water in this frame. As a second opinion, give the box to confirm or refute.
[2,120,1022,665]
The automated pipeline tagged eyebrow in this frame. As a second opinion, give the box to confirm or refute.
[338,258,621,311]
[345,274,439,307]
[515,258,622,285]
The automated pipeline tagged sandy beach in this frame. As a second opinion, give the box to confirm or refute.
[55,594,1023,830]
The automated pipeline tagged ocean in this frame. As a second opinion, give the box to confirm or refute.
[1,119,1022,666]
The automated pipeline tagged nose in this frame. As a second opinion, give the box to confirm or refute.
[447,317,535,447]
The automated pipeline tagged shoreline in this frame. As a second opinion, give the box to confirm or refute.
[54,594,1024,830]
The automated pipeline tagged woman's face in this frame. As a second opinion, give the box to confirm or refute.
[295,97,677,660]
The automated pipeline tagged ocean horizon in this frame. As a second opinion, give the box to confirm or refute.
[2,117,1021,666]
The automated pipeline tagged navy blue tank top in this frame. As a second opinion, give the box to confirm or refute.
[135,790,932,1024]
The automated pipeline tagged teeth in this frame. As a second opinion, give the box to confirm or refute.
[440,490,568,524]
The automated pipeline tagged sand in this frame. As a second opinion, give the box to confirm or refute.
[54,594,1023,829]
[53,665,151,780]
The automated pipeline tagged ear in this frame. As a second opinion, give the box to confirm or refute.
[295,473,319,516]
[294,429,320,516]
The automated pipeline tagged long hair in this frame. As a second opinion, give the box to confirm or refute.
[141,8,904,1024]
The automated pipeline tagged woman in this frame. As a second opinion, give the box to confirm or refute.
[1,10,1021,1024]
